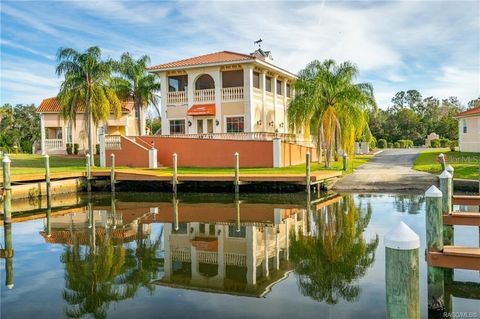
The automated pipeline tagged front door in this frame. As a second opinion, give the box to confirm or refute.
[197,119,204,134]
[197,118,214,134]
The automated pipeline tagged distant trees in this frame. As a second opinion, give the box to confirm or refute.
[0,104,40,153]
[369,90,467,146]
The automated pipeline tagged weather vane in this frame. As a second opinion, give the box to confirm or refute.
[254,38,263,48]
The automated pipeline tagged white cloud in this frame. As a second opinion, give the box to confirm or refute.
[425,66,480,102]
[0,39,55,60]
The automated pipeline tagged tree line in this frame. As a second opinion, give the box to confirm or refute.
[369,90,480,147]
[0,104,40,153]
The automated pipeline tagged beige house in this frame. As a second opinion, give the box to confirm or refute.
[456,107,480,152]
[36,97,145,154]
[147,49,297,136]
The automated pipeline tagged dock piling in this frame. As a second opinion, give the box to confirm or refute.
[342,153,348,171]
[2,154,12,223]
[110,153,115,193]
[172,153,178,195]
[425,185,445,312]
[3,223,14,289]
[173,195,179,231]
[385,221,420,319]
[235,195,241,232]
[439,171,453,245]
[44,154,51,199]
[306,152,311,195]
[85,153,91,193]
[438,153,446,171]
[234,152,239,194]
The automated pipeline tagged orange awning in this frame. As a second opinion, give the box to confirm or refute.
[187,104,215,116]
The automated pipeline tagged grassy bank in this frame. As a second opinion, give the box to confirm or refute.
[413,149,479,180]
[0,153,372,178]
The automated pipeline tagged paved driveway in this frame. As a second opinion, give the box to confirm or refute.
[333,149,438,192]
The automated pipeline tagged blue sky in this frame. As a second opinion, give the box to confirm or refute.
[0,0,479,109]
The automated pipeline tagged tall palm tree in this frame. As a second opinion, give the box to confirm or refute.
[113,53,161,136]
[289,196,378,304]
[288,59,376,167]
[56,46,121,166]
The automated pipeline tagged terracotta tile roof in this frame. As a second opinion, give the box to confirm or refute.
[456,107,480,117]
[37,97,134,113]
[147,51,255,70]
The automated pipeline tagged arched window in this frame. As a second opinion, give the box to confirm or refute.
[195,74,215,90]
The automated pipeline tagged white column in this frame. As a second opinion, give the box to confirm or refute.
[246,226,257,287]
[285,219,290,261]
[139,108,146,136]
[282,81,288,133]
[243,65,254,132]
[273,75,278,132]
[273,137,281,167]
[213,68,222,133]
[40,113,46,154]
[263,226,269,277]
[186,70,197,134]
[163,226,172,279]
[217,225,225,279]
[99,125,106,167]
[274,229,280,270]
[159,72,169,135]
[148,148,157,168]
[260,71,266,132]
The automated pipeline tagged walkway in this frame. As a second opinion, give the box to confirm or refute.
[333,149,438,192]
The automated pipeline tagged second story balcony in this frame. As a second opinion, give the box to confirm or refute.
[167,70,245,105]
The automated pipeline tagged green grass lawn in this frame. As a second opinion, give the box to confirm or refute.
[0,153,99,177]
[413,149,480,180]
[0,153,373,178]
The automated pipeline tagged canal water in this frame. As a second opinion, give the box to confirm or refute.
[1,192,479,318]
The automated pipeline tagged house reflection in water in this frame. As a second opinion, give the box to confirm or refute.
[159,202,307,297]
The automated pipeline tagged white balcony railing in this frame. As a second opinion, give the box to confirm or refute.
[105,135,121,150]
[45,139,63,150]
[222,87,243,102]
[167,91,187,105]
[194,89,215,103]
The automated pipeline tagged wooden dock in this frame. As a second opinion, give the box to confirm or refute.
[427,246,480,270]
[452,195,480,206]
[443,212,480,226]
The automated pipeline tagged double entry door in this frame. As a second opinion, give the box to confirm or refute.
[197,118,214,134]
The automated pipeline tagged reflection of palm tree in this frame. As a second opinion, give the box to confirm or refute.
[61,239,128,318]
[60,209,163,318]
[290,196,378,304]
[119,225,164,296]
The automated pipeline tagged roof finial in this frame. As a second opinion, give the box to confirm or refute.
[254,38,262,48]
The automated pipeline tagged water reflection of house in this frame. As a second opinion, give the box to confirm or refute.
[155,204,309,297]
[39,208,151,244]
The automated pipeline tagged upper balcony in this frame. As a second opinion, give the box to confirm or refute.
[167,70,245,105]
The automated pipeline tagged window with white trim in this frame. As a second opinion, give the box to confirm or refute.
[169,120,185,134]
[462,119,467,134]
[226,117,244,133]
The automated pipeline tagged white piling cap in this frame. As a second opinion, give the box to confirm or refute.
[44,154,49,158]
[385,221,420,250]
[6,284,14,289]
[446,165,454,173]
[2,155,11,163]
[438,153,444,158]
[425,185,442,197]
[439,170,452,179]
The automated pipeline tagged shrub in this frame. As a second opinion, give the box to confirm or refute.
[439,138,450,148]
[369,138,377,150]
[449,141,456,151]
[378,139,387,149]
[430,139,440,148]
[388,142,394,148]
[66,143,73,155]
[394,142,400,148]
[73,143,79,155]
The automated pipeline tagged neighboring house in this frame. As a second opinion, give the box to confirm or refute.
[147,49,298,136]
[36,97,145,154]
[456,107,480,152]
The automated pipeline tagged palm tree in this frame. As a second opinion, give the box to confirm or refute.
[113,53,161,136]
[288,59,376,167]
[56,46,121,166]
[289,196,379,304]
